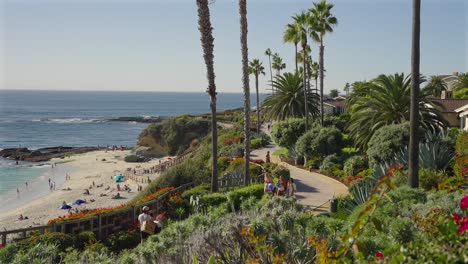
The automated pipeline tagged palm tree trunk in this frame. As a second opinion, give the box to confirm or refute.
[197,0,218,192]
[295,43,298,72]
[268,55,273,94]
[256,74,260,134]
[315,77,318,95]
[240,0,250,185]
[303,48,309,131]
[319,42,324,126]
[409,0,421,188]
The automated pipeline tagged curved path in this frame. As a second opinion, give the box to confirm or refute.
[251,124,348,211]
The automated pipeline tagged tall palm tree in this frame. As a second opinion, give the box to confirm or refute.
[283,23,300,72]
[294,11,311,131]
[265,48,274,93]
[239,0,250,186]
[309,0,338,126]
[346,73,445,150]
[423,76,447,98]
[248,59,265,134]
[343,82,350,95]
[272,53,286,76]
[196,0,218,192]
[310,61,320,95]
[262,72,319,120]
[409,0,421,188]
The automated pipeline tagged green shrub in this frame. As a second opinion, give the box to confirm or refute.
[271,166,290,181]
[219,144,244,158]
[200,193,228,208]
[366,122,410,165]
[226,184,264,211]
[305,156,322,169]
[0,244,19,264]
[319,154,341,172]
[75,231,97,250]
[387,186,427,204]
[389,217,414,243]
[343,155,368,176]
[271,118,306,148]
[124,155,146,163]
[181,183,210,199]
[217,156,232,172]
[419,169,448,191]
[296,125,344,159]
[105,231,140,253]
[250,138,263,150]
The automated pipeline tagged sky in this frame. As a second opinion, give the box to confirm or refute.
[0,0,466,94]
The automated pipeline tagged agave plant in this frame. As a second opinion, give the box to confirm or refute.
[393,131,454,171]
[342,177,377,213]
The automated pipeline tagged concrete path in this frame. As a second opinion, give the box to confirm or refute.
[251,124,348,211]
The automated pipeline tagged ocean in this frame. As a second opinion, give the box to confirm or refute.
[0,90,265,211]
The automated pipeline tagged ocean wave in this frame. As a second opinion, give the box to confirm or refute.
[32,118,106,124]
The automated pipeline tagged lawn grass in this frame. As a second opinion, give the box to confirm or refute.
[273,148,288,156]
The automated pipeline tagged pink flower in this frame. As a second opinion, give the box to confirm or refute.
[461,196,468,209]
[375,251,384,258]
[453,213,461,224]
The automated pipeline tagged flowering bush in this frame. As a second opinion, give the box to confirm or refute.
[48,187,174,224]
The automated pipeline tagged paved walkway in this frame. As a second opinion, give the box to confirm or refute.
[251,124,348,211]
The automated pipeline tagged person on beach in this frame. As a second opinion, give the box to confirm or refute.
[138,206,152,243]
[17,188,20,197]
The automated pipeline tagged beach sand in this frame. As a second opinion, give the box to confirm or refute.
[0,150,167,231]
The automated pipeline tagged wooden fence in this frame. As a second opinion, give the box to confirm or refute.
[0,183,194,246]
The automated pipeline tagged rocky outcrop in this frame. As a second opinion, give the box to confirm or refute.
[0,146,103,162]
[107,116,162,123]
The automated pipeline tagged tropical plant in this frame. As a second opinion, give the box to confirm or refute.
[454,87,468,99]
[271,118,306,148]
[346,73,446,149]
[343,82,350,95]
[452,72,468,91]
[265,48,274,93]
[197,0,218,192]
[262,72,319,121]
[239,0,250,185]
[294,11,313,131]
[310,61,320,95]
[424,75,447,97]
[248,59,265,134]
[272,53,286,76]
[283,23,300,72]
[309,0,338,125]
[343,155,368,176]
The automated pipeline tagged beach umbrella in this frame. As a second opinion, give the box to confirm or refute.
[73,199,86,205]
[114,174,124,182]
[59,204,72,210]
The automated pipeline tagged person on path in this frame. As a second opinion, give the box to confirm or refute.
[138,206,153,243]
[265,151,271,163]
[286,178,297,198]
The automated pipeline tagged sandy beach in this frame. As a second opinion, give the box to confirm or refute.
[0,150,167,231]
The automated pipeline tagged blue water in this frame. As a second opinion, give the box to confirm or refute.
[0,90,265,207]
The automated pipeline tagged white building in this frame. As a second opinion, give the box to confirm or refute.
[455,104,468,131]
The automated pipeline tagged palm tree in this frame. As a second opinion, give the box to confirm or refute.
[272,53,286,76]
[423,76,447,97]
[262,72,319,120]
[409,0,421,188]
[265,48,274,93]
[309,0,338,126]
[283,23,300,72]
[248,59,265,134]
[294,11,312,131]
[310,61,320,95]
[196,0,218,192]
[343,82,350,95]
[346,73,446,150]
[453,72,468,91]
[239,0,250,186]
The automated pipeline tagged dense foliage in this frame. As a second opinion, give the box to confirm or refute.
[138,115,210,156]
[271,118,306,148]
[366,122,410,166]
[295,125,344,159]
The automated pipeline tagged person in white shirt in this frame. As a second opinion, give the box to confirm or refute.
[138,206,152,242]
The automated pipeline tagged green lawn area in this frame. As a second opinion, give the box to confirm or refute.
[273,148,288,155]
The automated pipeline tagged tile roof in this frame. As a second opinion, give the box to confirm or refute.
[429,99,468,112]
